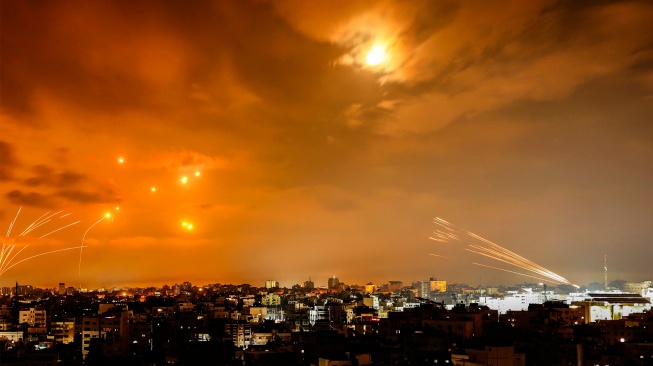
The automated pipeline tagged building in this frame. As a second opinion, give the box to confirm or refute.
[452,345,525,366]
[364,283,376,294]
[262,293,281,306]
[81,308,133,359]
[265,280,279,289]
[304,277,315,289]
[429,278,447,293]
[623,281,653,295]
[50,321,75,344]
[363,296,379,310]
[18,308,47,327]
[573,293,651,322]
[417,281,430,299]
[225,321,251,348]
[388,281,403,293]
[479,289,546,314]
[328,276,340,290]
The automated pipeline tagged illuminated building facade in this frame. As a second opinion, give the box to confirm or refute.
[18,308,47,327]
[429,278,447,293]
[573,293,651,322]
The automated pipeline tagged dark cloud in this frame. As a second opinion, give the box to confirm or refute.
[57,187,121,204]
[0,141,19,181]
[23,165,54,186]
[22,165,86,187]
[6,189,56,209]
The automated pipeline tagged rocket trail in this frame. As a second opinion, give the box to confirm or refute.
[19,211,53,236]
[39,221,81,239]
[1,246,88,275]
[78,215,109,285]
[466,247,568,283]
[6,207,21,237]
[472,263,564,284]
[21,210,63,236]
[1,208,82,277]
[433,217,573,285]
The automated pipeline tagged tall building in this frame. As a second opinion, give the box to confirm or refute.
[81,308,133,359]
[58,283,66,295]
[328,276,340,290]
[265,280,279,289]
[304,276,315,289]
[429,278,447,293]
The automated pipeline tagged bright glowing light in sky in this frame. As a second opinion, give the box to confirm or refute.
[182,222,187,226]
[118,157,124,164]
[195,171,200,177]
[115,206,120,210]
[105,213,111,218]
[366,44,388,66]
[187,224,193,230]
[181,176,188,184]
[151,187,156,192]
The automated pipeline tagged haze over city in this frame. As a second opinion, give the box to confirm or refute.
[1,0,652,289]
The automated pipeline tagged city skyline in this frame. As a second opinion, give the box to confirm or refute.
[2,1,652,289]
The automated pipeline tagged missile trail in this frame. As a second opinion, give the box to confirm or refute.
[433,217,573,285]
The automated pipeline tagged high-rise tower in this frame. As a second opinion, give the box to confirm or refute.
[604,254,608,290]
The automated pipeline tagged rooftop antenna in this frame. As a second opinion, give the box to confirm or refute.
[604,254,608,291]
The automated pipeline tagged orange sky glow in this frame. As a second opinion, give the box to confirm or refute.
[1,0,652,289]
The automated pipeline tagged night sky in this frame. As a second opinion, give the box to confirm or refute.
[1,0,652,289]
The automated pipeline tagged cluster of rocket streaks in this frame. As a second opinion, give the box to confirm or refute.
[430,217,578,287]
[0,155,202,284]
[1,207,83,277]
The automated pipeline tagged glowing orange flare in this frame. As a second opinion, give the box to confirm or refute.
[366,45,388,66]
[195,171,200,177]
[181,176,188,184]
[118,157,124,164]
[151,187,156,192]
[105,213,111,218]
